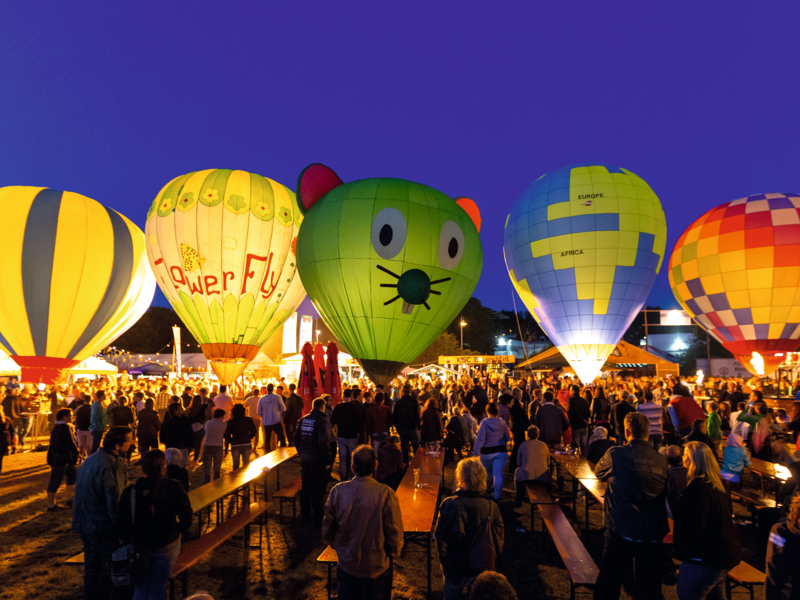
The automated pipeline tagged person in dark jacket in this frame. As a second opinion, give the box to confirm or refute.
[375,436,405,489]
[137,398,161,458]
[110,396,135,460]
[444,411,469,464]
[118,449,192,600]
[46,408,79,511]
[72,427,132,600]
[224,403,257,470]
[508,390,530,472]
[587,426,615,465]
[568,386,591,456]
[434,457,504,600]
[465,379,489,422]
[165,447,190,492]
[160,403,194,468]
[534,391,569,447]
[284,383,304,446]
[421,398,444,443]
[331,389,365,481]
[186,394,207,462]
[681,418,714,451]
[609,391,636,443]
[392,385,422,464]
[294,397,333,528]
[0,405,13,474]
[674,441,741,599]
[594,412,668,600]
[73,400,93,457]
[664,445,687,519]
[591,387,611,429]
[766,494,800,600]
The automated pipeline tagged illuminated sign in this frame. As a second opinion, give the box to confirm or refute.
[438,355,516,365]
[660,310,691,326]
[299,315,314,347]
[282,313,298,354]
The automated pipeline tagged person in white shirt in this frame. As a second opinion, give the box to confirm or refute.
[213,385,234,422]
[257,384,287,449]
[244,390,262,454]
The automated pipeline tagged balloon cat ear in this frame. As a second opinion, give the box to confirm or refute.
[296,164,344,215]
[454,197,481,232]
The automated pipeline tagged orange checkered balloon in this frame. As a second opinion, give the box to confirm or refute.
[668,193,800,376]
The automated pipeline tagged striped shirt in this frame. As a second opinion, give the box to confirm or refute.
[637,402,663,435]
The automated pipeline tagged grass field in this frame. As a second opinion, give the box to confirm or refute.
[0,447,765,599]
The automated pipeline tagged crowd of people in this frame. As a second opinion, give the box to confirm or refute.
[3,368,800,599]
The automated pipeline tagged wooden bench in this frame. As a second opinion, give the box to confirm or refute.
[730,488,777,520]
[525,481,557,532]
[539,504,599,600]
[169,501,271,599]
[725,560,765,600]
[273,476,303,523]
[317,545,338,600]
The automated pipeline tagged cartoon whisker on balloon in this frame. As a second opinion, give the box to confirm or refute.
[428,277,450,297]
[377,265,401,279]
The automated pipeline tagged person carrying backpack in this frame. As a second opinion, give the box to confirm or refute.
[435,457,504,600]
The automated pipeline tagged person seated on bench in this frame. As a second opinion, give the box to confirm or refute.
[165,447,190,492]
[674,441,741,600]
[720,433,750,494]
[322,444,403,600]
[513,425,551,508]
[594,412,668,600]
[375,436,404,490]
[435,457,504,600]
[118,449,193,600]
[766,494,800,600]
[587,426,614,465]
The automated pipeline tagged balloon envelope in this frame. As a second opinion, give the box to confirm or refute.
[145,170,306,384]
[0,186,156,383]
[503,165,667,383]
[295,164,483,386]
[669,193,800,376]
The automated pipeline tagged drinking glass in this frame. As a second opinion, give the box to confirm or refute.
[413,468,420,488]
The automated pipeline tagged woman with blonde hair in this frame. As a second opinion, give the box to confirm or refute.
[674,441,741,599]
[435,457,504,600]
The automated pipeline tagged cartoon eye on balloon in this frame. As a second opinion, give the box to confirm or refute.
[294,163,483,385]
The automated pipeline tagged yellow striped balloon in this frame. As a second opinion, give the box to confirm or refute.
[144,169,306,384]
[0,186,156,383]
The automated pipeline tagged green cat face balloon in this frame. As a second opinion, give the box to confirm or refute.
[295,164,483,385]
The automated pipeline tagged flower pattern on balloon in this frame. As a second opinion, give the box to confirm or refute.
[177,191,197,212]
[251,199,274,221]
[226,194,249,213]
[157,196,176,217]
[200,188,221,206]
[277,206,293,226]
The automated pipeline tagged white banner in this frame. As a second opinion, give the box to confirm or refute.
[299,315,313,347]
[282,313,298,354]
[660,310,692,326]
[173,326,182,378]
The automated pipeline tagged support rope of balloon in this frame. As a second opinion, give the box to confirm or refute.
[0,163,797,387]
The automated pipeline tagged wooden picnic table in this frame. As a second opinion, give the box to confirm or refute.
[409,448,445,477]
[395,465,441,600]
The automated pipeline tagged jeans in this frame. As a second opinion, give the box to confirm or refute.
[82,536,115,600]
[398,430,421,465]
[134,537,181,600]
[263,423,287,448]
[337,563,392,600]
[202,445,223,484]
[572,427,588,456]
[90,430,104,454]
[76,430,93,455]
[300,460,327,527]
[337,438,359,480]
[479,451,508,500]
[676,562,726,600]
[231,444,252,470]
[595,529,664,600]
[13,417,29,446]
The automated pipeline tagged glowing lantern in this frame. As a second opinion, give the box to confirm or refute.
[503,164,667,383]
[669,193,800,377]
[0,186,156,383]
[145,169,306,384]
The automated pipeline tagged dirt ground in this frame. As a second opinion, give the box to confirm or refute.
[0,447,766,600]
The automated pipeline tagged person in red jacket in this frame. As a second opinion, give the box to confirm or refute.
[668,385,706,437]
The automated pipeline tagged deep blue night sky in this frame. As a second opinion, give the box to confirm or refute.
[2,2,799,315]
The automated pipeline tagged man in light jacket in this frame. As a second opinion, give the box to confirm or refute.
[322,444,404,599]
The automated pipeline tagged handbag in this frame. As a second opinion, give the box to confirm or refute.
[110,489,140,586]
[464,498,502,573]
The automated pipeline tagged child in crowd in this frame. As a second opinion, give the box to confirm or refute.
[166,447,190,492]
[719,433,750,492]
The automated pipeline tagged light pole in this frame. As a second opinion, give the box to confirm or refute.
[460,319,467,350]
[315,329,321,344]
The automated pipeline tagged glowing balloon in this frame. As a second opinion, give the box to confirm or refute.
[145,169,306,384]
[669,193,800,376]
[0,186,156,383]
[504,164,667,383]
[295,164,483,386]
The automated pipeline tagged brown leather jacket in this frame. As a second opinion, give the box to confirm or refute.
[322,476,404,578]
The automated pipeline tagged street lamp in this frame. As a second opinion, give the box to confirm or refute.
[315,329,321,344]
[460,320,467,349]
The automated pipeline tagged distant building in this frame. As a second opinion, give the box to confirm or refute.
[641,332,697,355]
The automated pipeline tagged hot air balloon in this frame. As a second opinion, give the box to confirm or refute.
[145,170,306,384]
[503,164,667,383]
[669,193,800,376]
[295,164,483,386]
[0,186,156,383]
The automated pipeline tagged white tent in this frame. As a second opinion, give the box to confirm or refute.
[0,353,20,377]
[69,356,118,376]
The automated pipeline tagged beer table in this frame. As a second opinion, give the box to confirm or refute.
[21,411,51,447]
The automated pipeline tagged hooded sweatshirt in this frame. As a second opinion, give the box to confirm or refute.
[720,433,750,481]
[473,416,511,455]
